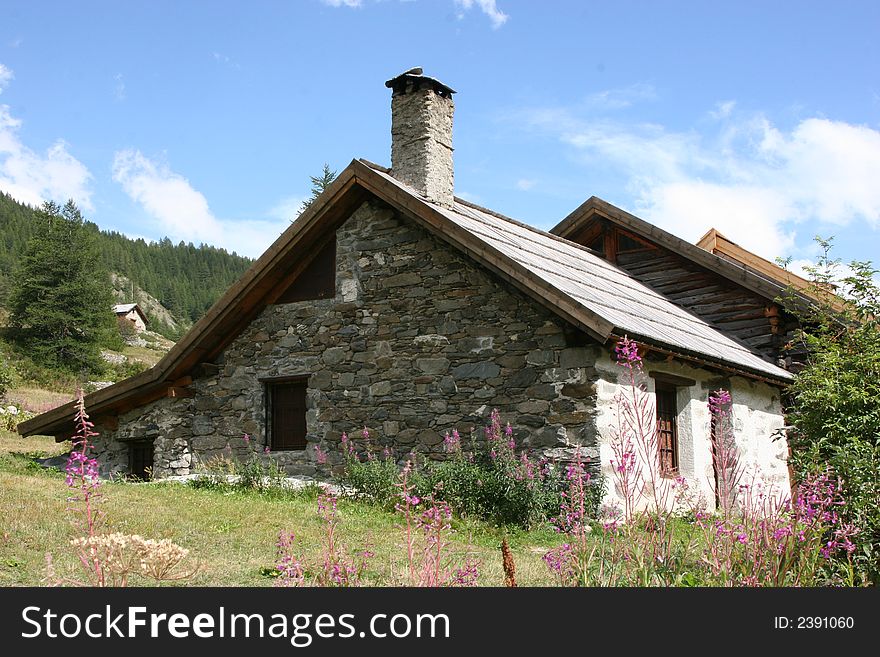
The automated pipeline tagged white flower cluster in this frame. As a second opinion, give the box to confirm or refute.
[70,532,193,582]
[0,403,31,431]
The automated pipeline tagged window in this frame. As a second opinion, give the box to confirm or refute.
[655,383,679,476]
[274,239,336,304]
[129,440,154,481]
[267,379,308,451]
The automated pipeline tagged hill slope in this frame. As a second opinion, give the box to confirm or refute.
[0,192,253,338]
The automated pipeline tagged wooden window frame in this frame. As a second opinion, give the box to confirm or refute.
[654,382,679,477]
[264,376,309,451]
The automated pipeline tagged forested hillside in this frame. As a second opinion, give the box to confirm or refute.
[0,192,253,338]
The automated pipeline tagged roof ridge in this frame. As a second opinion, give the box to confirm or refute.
[357,158,607,260]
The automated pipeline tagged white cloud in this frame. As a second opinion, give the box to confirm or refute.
[710,100,736,120]
[321,1,508,29]
[113,73,126,101]
[454,0,508,29]
[583,84,657,111]
[112,149,289,257]
[211,51,241,70]
[0,97,93,211]
[0,64,12,94]
[518,100,880,260]
[267,195,308,222]
[516,178,536,191]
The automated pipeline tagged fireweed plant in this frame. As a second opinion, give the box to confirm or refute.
[394,461,480,587]
[274,468,477,587]
[273,492,373,588]
[191,433,291,495]
[45,390,195,586]
[544,337,860,587]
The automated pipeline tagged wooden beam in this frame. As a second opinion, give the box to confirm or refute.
[167,387,195,399]
[649,371,697,387]
[193,362,220,378]
[604,228,617,263]
[94,415,119,431]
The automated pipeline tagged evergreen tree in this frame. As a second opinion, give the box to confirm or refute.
[8,200,117,374]
[297,163,338,218]
[0,190,253,338]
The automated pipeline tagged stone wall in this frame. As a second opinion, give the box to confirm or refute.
[93,199,604,478]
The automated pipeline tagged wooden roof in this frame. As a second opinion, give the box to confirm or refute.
[551,196,816,312]
[19,161,791,439]
[697,228,846,311]
[113,303,148,324]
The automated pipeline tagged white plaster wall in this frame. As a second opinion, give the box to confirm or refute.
[594,351,790,516]
[124,310,146,332]
[727,376,791,509]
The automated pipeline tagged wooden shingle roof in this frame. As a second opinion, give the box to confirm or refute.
[370,166,792,381]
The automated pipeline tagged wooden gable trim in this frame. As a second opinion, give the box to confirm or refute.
[19,165,367,438]
[698,228,846,312]
[552,197,813,313]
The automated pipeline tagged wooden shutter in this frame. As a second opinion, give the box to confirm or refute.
[271,381,308,450]
[655,384,678,475]
[129,441,154,481]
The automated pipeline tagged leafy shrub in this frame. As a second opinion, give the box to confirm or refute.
[0,356,14,398]
[0,403,34,431]
[191,434,290,496]
[339,412,604,529]
[781,240,880,585]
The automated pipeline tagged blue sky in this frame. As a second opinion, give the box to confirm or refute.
[1,1,878,276]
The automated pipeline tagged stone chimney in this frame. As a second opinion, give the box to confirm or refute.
[385,67,456,208]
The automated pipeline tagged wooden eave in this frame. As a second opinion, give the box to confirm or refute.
[697,228,847,312]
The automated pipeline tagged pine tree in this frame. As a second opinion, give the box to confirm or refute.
[8,200,117,375]
[297,163,338,218]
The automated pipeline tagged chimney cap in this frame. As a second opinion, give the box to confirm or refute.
[385,67,456,98]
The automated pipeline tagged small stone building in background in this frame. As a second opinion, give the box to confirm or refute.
[113,303,149,333]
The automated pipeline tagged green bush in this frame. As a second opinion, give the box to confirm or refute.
[783,240,880,585]
[338,412,604,529]
[0,356,14,398]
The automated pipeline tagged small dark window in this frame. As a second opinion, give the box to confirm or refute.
[655,383,679,476]
[275,239,336,304]
[129,441,154,481]
[617,232,648,252]
[268,379,308,451]
[587,234,605,253]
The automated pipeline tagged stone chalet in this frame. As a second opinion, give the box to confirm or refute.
[20,69,806,507]
[113,303,149,333]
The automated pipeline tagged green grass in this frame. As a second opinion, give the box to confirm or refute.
[5,386,74,414]
[0,430,560,587]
